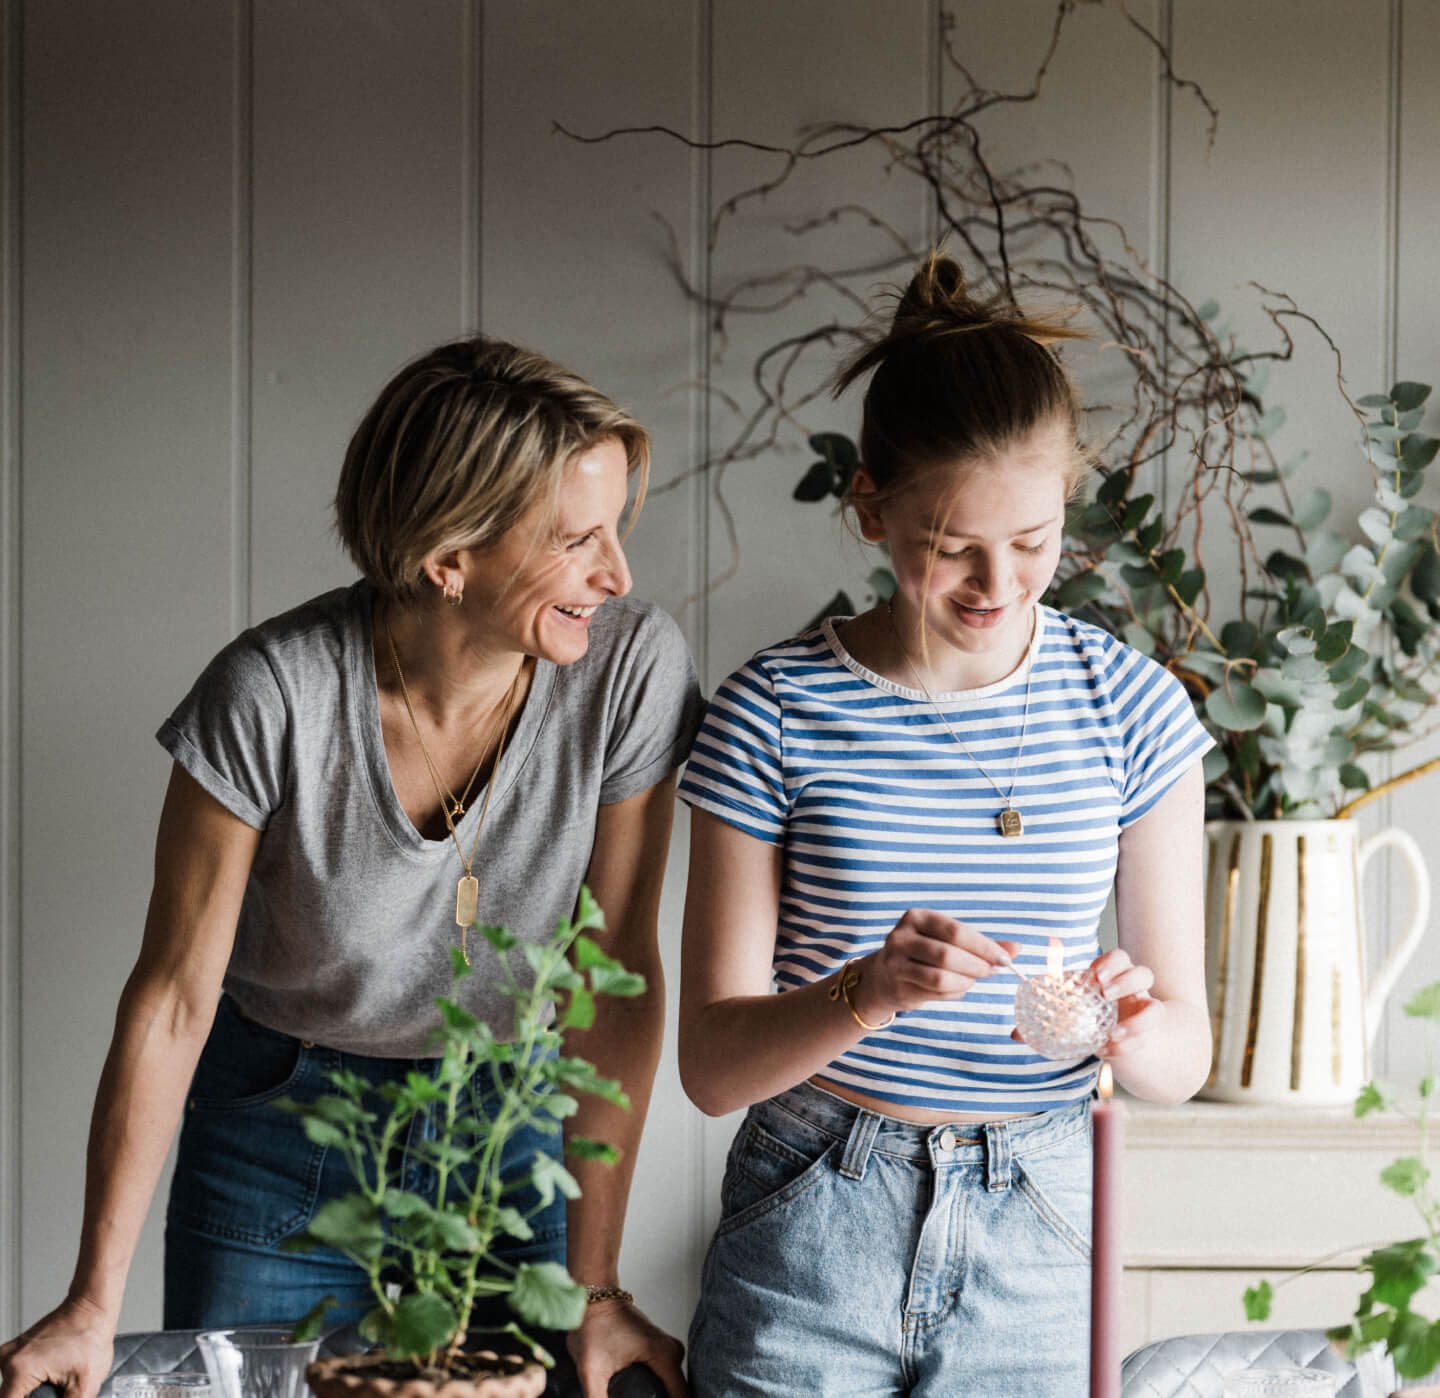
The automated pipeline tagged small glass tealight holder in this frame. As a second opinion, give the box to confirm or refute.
[1013,967,1117,1060]
[1221,1368,1337,1397]
[111,1374,212,1398]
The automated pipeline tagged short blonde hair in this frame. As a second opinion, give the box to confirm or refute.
[335,336,650,602]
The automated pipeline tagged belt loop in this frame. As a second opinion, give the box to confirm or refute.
[983,1120,1013,1191]
[837,1109,882,1181]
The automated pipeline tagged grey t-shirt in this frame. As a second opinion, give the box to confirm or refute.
[158,582,705,1056]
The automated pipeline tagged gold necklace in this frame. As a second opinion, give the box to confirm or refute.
[887,600,1034,838]
[382,611,524,962]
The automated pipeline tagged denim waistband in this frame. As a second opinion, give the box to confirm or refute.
[760,1079,1092,1176]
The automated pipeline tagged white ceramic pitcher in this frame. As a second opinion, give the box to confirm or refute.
[1200,819,1431,1104]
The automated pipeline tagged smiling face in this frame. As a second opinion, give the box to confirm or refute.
[855,421,1071,685]
[453,435,634,665]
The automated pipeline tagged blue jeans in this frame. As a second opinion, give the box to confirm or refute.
[688,1081,1092,1397]
[164,994,566,1332]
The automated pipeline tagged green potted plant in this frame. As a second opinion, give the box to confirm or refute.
[1245,981,1440,1385]
[274,886,643,1398]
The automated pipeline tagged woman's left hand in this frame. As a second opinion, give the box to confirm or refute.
[566,1296,688,1398]
[1087,947,1163,1059]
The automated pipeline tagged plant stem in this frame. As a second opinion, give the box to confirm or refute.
[1333,755,1440,819]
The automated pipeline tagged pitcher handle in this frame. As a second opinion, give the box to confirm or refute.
[1361,826,1432,1048]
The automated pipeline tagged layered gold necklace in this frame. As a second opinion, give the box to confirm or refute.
[888,600,1034,838]
[382,610,525,963]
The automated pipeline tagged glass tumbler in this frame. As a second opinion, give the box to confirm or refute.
[1221,1368,1337,1397]
[111,1375,212,1398]
[196,1329,319,1398]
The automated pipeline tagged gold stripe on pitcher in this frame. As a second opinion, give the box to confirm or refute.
[1241,833,1273,1089]
[1291,836,1307,1092]
[1332,966,1344,1087]
[1208,832,1242,1089]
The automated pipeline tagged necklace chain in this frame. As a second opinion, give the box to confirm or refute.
[382,609,524,961]
[887,600,1034,838]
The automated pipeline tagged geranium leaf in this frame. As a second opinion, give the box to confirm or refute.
[509,1261,588,1332]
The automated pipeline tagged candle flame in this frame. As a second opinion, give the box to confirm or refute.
[1045,937,1062,976]
[1098,1062,1114,1099]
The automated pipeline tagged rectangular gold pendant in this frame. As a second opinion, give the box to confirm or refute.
[455,875,479,928]
[998,809,1023,838]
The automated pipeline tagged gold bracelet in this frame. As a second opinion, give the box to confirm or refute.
[584,1284,635,1306]
[827,957,895,1031]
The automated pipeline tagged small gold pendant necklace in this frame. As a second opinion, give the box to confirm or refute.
[383,610,524,963]
[888,600,1034,838]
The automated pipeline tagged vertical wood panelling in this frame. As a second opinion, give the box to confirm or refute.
[19,0,241,1328]
[480,0,705,1336]
[230,0,253,637]
[1382,0,1440,1085]
[0,0,21,1345]
[249,0,469,623]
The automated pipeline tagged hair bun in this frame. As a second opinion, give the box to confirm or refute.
[890,251,993,337]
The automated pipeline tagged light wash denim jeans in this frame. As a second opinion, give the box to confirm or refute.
[688,1080,1092,1397]
[164,994,566,1332]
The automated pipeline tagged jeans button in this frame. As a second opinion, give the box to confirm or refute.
[939,1128,957,1152]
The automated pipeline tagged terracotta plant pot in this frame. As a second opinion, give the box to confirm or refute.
[306,1351,545,1398]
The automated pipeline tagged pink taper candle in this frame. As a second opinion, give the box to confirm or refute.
[1091,1062,1124,1398]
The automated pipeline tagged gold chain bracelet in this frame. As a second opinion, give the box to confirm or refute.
[828,957,895,1031]
[584,1284,635,1306]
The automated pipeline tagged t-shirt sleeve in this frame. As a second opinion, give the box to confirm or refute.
[1112,645,1214,827]
[156,633,289,830]
[677,657,788,845]
[598,607,707,805]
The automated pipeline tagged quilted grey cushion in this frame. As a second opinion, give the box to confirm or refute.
[1121,1327,1401,1396]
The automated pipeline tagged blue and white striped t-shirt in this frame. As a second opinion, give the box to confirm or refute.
[678,605,1214,1113]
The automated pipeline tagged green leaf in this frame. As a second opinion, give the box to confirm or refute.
[1339,763,1371,791]
[1096,469,1131,505]
[297,1117,350,1149]
[1391,382,1432,412]
[1197,299,1221,322]
[1329,645,1370,684]
[1355,1080,1391,1115]
[1403,434,1440,471]
[381,1189,432,1219]
[1205,682,1268,731]
[793,460,835,503]
[1243,1280,1273,1321]
[304,1195,384,1256]
[542,1092,579,1119]
[530,1151,583,1206]
[509,1261,588,1332]
[1248,506,1292,527]
[1137,519,1164,551]
[1157,548,1185,584]
[588,965,647,998]
[1221,621,1259,656]
[1381,1157,1431,1197]
[573,935,617,973]
[431,1212,482,1251]
[805,590,854,630]
[1394,505,1435,541]
[1364,1238,1437,1307]
[1358,393,1394,408]
[1122,622,1154,656]
[1359,508,1394,545]
[867,567,896,601]
[808,432,859,467]
[1390,1313,1440,1380]
[1055,571,1108,609]
[1334,677,1370,710]
[391,1291,459,1358]
[1314,621,1353,662]
[482,923,518,953]
[559,986,595,1032]
[1411,543,1440,603]
[1293,487,1332,531]
[1404,983,1440,1023]
[1122,493,1156,530]
[437,999,478,1034]
[1120,563,1159,590]
[1175,567,1206,605]
[290,1295,336,1344]
[574,883,605,932]
[566,1135,621,1164]
[496,1205,535,1241]
[1390,597,1427,655]
[1253,406,1287,439]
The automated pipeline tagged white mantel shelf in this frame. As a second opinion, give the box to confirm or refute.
[1117,1094,1429,1353]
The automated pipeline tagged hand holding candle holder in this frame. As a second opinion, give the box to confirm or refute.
[1012,939,1117,1060]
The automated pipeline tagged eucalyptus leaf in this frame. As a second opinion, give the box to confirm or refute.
[1292,487,1332,531]
[1398,408,1426,432]
[1253,406,1286,439]
[1357,394,1394,408]
[792,461,835,502]
[1221,621,1258,656]
[1175,567,1206,606]
[1403,434,1440,471]
[1393,506,1436,541]
[1054,571,1107,609]
[1206,682,1267,732]
[1247,506,1291,527]
[1123,622,1155,656]
[1334,678,1369,710]
[1359,508,1395,546]
[1411,543,1440,603]
[1391,382,1432,412]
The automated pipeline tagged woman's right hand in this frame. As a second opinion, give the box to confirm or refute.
[851,908,1018,1025]
[0,1295,115,1398]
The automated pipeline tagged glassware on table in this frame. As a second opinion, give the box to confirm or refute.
[196,1329,319,1398]
[111,1375,212,1398]
[1221,1368,1337,1397]
[1012,967,1118,1059]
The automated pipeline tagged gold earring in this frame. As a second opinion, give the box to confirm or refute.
[443,581,463,607]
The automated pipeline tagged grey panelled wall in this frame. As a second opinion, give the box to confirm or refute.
[3,0,1439,1345]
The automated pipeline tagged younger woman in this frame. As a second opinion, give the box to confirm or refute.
[677,253,1213,1397]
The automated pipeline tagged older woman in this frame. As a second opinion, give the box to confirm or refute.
[0,338,702,1398]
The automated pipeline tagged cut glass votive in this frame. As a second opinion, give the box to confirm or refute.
[112,1376,212,1398]
[1013,968,1117,1060]
[1221,1369,1337,1397]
